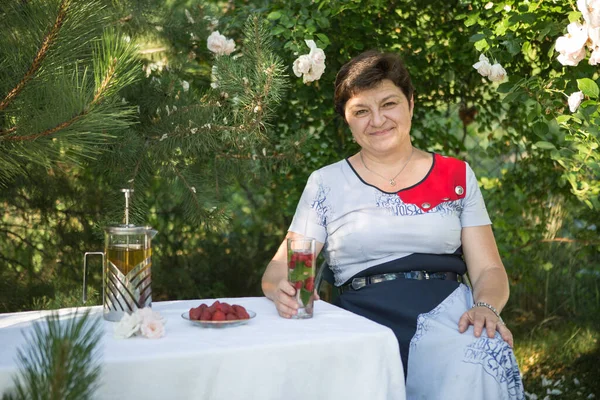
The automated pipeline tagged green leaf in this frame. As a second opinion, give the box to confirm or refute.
[316,33,330,46]
[502,90,524,104]
[542,262,553,271]
[474,38,488,52]
[300,288,312,306]
[502,39,522,56]
[465,12,480,27]
[267,11,283,20]
[535,141,556,150]
[469,33,485,42]
[516,13,536,24]
[496,82,514,94]
[577,78,599,99]
[532,121,549,139]
[556,115,571,124]
[272,26,286,36]
[568,11,583,23]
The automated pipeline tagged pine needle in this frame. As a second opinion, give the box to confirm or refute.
[2,310,103,400]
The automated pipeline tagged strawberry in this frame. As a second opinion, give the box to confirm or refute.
[232,304,244,313]
[189,307,202,320]
[226,313,238,321]
[232,305,250,319]
[294,280,303,290]
[212,310,226,321]
[288,260,296,270]
[305,276,315,292]
[221,303,231,314]
[208,300,220,312]
[232,304,250,319]
[200,309,213,321]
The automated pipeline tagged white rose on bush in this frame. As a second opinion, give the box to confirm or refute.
[292,55,312,77]
[589,48,600,64]
[578,0,600,28]
[207,31,235,56]
[488,63,507,82]
[568,91,585,112]
[293,39,326,84]
[555,22,589,66]
[472,54,492,77]
[307,40,326,64]
[473,54,507,83]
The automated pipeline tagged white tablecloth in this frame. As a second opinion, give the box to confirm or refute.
[0,298,405,400]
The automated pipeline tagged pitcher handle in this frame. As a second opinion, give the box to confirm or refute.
[83,252,104,303]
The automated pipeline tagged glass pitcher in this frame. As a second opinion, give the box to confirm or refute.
[83,189,158,321]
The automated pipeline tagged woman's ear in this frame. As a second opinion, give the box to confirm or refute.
[410,94,415,118]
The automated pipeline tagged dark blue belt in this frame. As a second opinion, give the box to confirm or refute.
[339,271,463,294]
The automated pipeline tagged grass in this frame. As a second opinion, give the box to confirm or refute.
[511,316,600,399]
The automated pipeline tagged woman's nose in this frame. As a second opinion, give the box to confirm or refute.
[371,110,386,127]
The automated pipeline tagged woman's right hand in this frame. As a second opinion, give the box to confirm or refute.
[272,279,299,318]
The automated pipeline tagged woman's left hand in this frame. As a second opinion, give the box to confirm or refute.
[458,306,513,348]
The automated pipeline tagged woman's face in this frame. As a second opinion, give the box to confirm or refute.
[344,79,413,156]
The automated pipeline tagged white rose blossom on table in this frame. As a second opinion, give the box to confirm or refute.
[114,308,166,339]
[207,31,235,56]
[293,39,326,84]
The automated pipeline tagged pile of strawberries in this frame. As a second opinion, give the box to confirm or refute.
[189,300,250,322]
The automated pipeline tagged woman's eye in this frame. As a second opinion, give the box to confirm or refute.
[383,102,396,107]
[354,109,368,116]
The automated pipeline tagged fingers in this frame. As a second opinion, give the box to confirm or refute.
[485,319,497,339]
[497,323,514,348]
[457,312,471,333]
[458,308,513,346]
[275,281,298,318]
[472,313,485,338]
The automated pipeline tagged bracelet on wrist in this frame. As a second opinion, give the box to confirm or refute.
[472,301,504,324]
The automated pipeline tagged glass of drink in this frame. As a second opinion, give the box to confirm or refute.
[287,237,316,319]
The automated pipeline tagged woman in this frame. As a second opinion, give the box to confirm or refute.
[262,50,524,399]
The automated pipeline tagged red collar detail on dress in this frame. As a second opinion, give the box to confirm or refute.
[397,154,466,212]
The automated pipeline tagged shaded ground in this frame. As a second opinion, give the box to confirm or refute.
[511,316,600,399]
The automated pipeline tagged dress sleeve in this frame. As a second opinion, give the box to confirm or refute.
[288,170,329,243]
[460,163,492,227]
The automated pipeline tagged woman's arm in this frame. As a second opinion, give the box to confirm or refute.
[458,225,514,346]
[262,231,324,318]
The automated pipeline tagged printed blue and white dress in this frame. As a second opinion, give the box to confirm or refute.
[288,153,524,400]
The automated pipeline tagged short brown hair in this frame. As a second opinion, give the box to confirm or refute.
[334,50,414,118]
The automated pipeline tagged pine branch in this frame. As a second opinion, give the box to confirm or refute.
[1,57,119,142]
[2,310,103,400]
[0,33,136,142]
[0,0,70,112]
[0,127,16,136]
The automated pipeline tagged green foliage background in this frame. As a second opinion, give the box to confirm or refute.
[1,0,599,396]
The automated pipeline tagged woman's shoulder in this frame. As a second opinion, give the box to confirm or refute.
[311,158,352,178]
[434,153,466,166]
